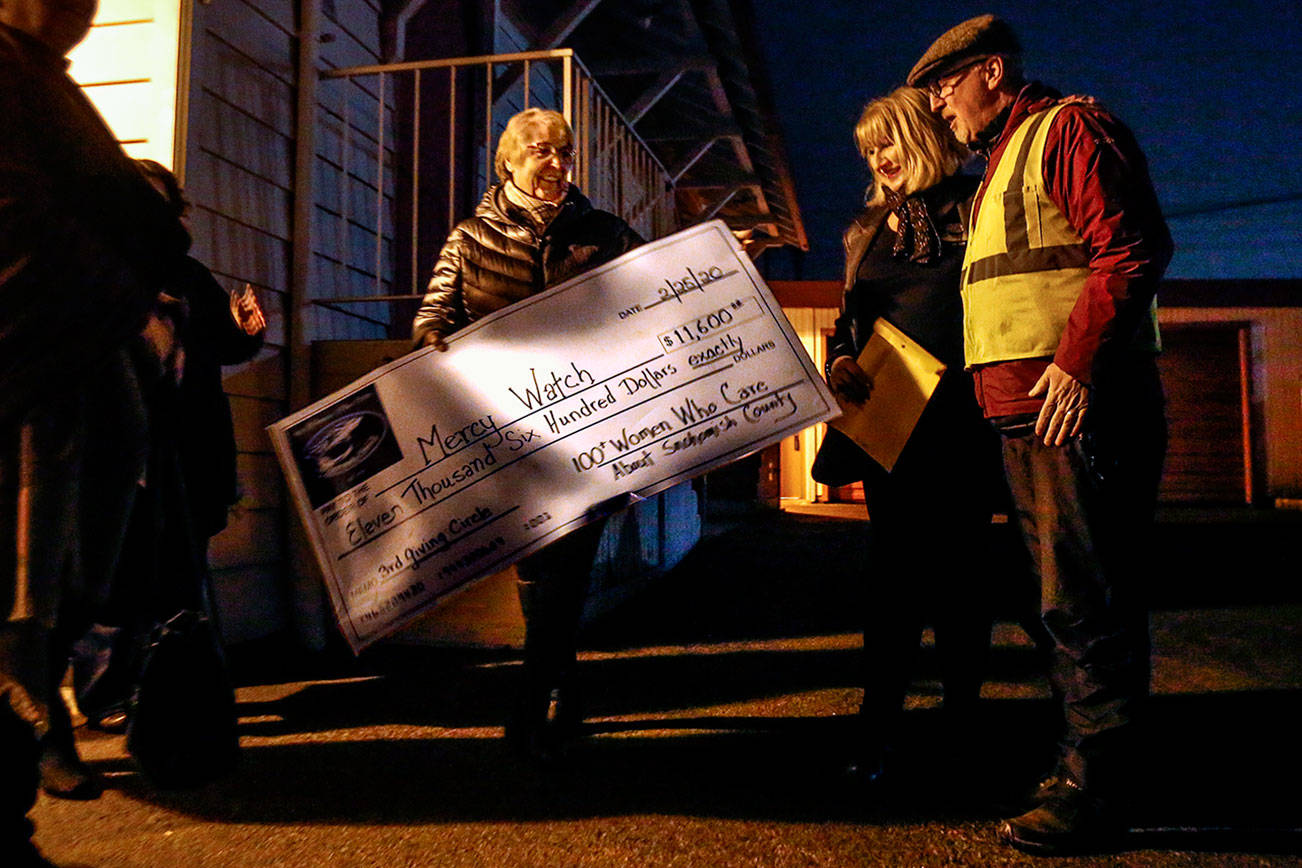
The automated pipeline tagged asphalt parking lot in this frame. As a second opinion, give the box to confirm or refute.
[31,508,1302,867]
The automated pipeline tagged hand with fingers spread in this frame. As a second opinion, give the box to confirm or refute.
[1030,362,1090,446]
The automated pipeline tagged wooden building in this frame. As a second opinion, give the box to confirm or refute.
[771,280,1302,510]
[67,1,1295,655]
[68,0,809,648]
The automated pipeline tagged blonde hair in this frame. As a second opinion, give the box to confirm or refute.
[494,108,573,184]
[854,86,967,205]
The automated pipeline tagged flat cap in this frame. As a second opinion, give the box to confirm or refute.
[907,14,1021,87]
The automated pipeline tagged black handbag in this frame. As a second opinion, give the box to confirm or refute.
[126,608,239,788]
[809,425,876,487]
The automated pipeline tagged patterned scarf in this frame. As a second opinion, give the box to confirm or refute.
[504,180,567,233]
[883,187,942,264]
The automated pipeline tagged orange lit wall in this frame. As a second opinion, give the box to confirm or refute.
[66,0,184,167]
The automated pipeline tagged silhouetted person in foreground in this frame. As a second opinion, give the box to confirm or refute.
[69,160,264,754]
[1,0,190,862]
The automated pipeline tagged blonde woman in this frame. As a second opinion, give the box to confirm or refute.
[816,87,1002,790]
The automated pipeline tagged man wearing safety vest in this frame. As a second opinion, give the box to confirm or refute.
[908,14,1172,856]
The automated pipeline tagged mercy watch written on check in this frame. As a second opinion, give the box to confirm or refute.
[269,220,839,651]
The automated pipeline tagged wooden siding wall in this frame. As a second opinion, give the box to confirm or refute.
[184,0,294,642]
[314,0,396,338]
[185,0,388,642]
[493,14,561,107]
[773,292,1302,507]
[1161,306,1302,503]
[1157,324,1251,504]
[489,12,561,195]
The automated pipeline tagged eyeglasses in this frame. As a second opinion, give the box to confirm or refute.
[924,57,987,99]
[525,142,576,162]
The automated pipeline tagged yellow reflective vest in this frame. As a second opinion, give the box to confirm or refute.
[960,103,1159,368]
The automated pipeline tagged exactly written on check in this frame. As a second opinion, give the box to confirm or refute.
[268,220,839,650]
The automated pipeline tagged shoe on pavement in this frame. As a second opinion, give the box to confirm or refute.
[997,776,1120,856]
[38,741,103,800]
[504,686,583,765]
[88,709,129,734]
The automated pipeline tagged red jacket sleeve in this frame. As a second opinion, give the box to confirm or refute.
[1041,104,1173,381]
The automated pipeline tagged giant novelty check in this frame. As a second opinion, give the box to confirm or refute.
[269,220,839,650]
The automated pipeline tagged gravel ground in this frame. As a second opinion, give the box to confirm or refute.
[30,510,1302,867]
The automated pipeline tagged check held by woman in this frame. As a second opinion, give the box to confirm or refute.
[412,109,641,763]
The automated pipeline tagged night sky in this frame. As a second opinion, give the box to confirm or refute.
[750,0,1302,282]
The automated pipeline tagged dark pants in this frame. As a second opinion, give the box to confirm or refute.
[513,520,605,717]
[994,358,1166,795]
[72,435,210,725]
[1,402,77,855]
[858,372,1001,747]
[859,501,992,743]
[1,351,148,851]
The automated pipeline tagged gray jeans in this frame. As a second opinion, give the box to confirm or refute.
[993,358,1166,795]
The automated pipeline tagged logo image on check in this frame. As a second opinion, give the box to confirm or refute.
[305,411,389,479]
[287,384,404,507]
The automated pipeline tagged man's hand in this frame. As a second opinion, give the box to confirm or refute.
[419,331,449,352]
[828,356,872,404]
[1030,362,1090,446]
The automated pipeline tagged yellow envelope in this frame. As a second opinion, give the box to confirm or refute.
[828,318,946,472]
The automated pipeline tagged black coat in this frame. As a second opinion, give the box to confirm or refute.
[412,184,642,343]
[0,24,189,426]
[815,173,999,495]
[828,173,979,372]
[1,24,190,632]
[172,258,263,538]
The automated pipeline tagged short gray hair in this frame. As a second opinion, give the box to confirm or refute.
[494,109,573,184]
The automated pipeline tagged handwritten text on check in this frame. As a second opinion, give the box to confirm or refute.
[269,220,839,650]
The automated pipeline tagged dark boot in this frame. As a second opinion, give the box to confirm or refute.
[999,775,1121,855]
[38,662,100,801]
[847,606,917,793]
[505,522,601,761]
[840,698,900,794]
[38,722,101,800]
[506,577,586,761]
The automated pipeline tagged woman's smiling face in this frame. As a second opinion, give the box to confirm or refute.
[506,122,574,202]
[866,139,906,194]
